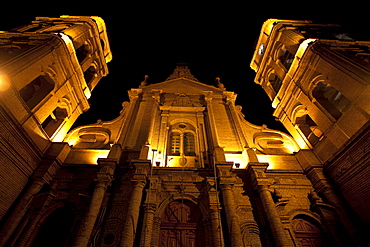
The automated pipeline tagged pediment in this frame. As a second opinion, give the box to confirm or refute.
[143,78,223,94]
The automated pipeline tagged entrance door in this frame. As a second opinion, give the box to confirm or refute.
[292,218,323,247]
[159,200,205,247]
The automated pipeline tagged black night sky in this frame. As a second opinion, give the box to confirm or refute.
[1,3,368,133]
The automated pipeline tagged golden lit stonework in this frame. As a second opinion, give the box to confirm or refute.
[0,17,369,247]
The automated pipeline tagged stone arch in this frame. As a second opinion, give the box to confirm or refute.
[274,41,295,70]
[289,213,327,247]
[30,202,75,247]
[169,118,197,128]
[156,194,208,220]
[240,221,261,247]
[167,120,199,167]
[84,60,99,88]
[19,74,55,110]
[291,104,323,146]
[156,196,208,247]
[267,69,283,94]
[308,75,351,120]
[76,40,93,64]
[41,97,71,138]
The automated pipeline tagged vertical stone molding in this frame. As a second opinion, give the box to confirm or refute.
[219,184,244,247]
[306,166,360,244]
[139,203,156,247]
[248,164,289,247]
[257,185,289,247]
[217,163,243,246]
[73,159,116,247]
[209,206,224,247]
[0,178,45,246]
[119,180,146,247]
[0,142,69,246]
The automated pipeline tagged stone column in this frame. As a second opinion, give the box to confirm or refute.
[248,163,289,247]
[207,177,224,247]
[73,159,116,247]
[220,184,244,247]
[210,206,224,247]
[119,159,150,247]
[0,178,45,246]
[139,203,156,247]
[0,142,69,246]
[119,181,146,247]
[257,185,288,247]
[306,166,361,244]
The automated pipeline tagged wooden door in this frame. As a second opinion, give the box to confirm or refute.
[159,200,205,247]
[292,218,323,247]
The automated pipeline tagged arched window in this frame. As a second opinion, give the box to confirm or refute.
[19,75,54,110]
[42,107,68,137]
[84,65,98,89]
[168,123,196,157]
[312,81,350,120]
[76,43,92,64]
[41,98,71,138]
[277,48,295,70]
[169,131,196,157]
[268,72,282,94]
[295,114,323,146]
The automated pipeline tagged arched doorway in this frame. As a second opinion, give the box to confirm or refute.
[159,200,205,247]
[31,207,75,247]
[292,217,324,247]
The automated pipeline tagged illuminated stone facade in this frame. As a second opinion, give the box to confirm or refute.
[0,17,369,247]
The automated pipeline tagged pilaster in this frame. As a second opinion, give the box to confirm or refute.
[0,142,69,247]
[73,158,116,247]
[247,163,290,247]
[206,177,224,247]
[217,163,243,247]
[305,165,361,244]
[119,160,150,247]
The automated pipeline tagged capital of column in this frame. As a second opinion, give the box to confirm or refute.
[143,203,157,212]
[151,89,162,103]
[223,91,237,104]
[247,162,270,190]
[96,158,117,186]
[128,88,142,101]
[132,180,146,189]
[219,183,233,191]
[202,91,213,103]
[305,166,332,192]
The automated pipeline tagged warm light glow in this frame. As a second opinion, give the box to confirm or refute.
[0,73,11,91]
[225,153,248,169]
[66,136,79,146]
[296,39,317,59]
[262,19,280,36]
[257,154,302,170]
[58,33,74,49]
[88,150,109,164]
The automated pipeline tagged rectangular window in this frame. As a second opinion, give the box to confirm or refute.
[170,133,181,156]
[184,133,195,156]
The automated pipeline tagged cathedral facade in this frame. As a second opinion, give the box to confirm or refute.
[0,16,369,247]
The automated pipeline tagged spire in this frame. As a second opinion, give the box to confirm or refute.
[166,63,199,81]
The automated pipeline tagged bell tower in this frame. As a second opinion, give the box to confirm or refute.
[251,19,370,230]
[0,15,112,147]
[0,16,112,224]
